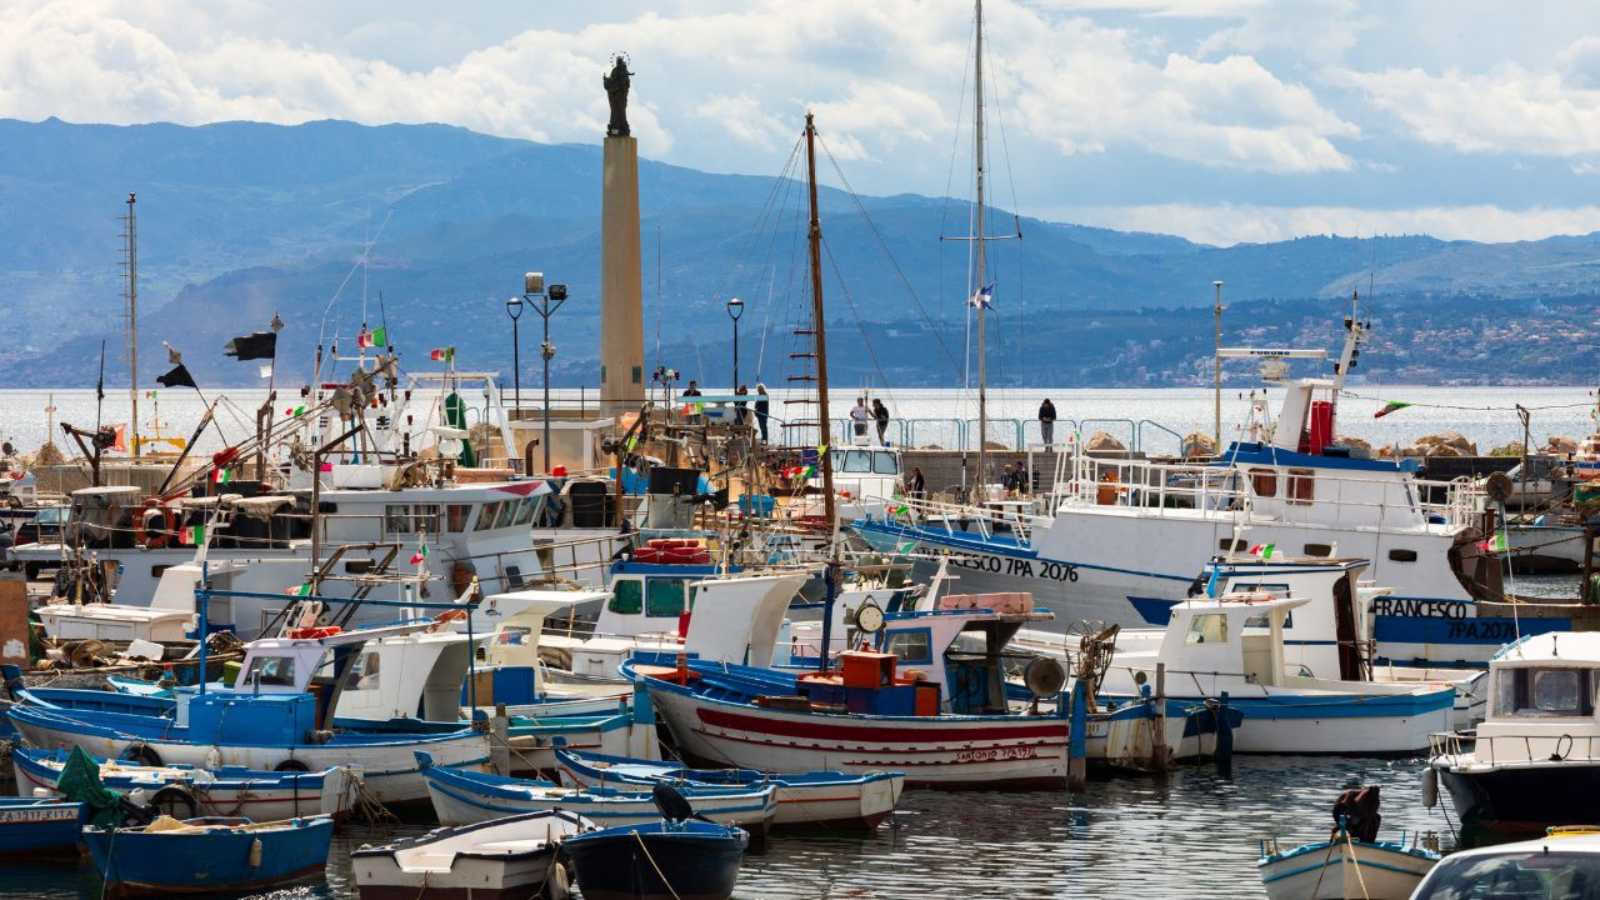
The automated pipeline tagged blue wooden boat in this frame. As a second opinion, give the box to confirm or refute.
[555,747,904,830]
[0,797,86,857]
[563,785,748,900]
[416,751,777,833]
[82,814,335,897]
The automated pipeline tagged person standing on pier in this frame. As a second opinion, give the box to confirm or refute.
[754,384,770,443]
[907,465,927,500]
[872,398,890,445]
[850,396,871,442]
[1038,397,1057,448]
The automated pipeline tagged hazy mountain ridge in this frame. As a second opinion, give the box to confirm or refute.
[4,117,1599,388]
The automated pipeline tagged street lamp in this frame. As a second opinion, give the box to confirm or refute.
[505,295,524,420]
[726,297,745,389]
[524,272,568,474]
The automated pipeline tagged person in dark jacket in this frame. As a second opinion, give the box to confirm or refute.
[1039,398,1058,448]
[754,384,771,442]
[872,398,891,445]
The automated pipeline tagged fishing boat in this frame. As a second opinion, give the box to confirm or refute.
[416,752,778,834]
[352,809,589,900]
[12,746,356,821]
[82,814,335,897]
[9,620,491,807]
[0,797,86,857]
[1098,590,1455,753]
[555,747,904,830]
[1258,786,1439,900]
[1426,631,1600,844]
[562,784,748,900]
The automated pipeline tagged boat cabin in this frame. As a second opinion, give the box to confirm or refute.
[1198,556,1371,682]
[1470,632,1600,764]
[1154,594,1309,690]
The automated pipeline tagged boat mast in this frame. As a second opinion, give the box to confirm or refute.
[805,112,837,536]
[973,0,989,496]
[124,193,140,460]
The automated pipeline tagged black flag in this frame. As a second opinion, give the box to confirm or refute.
[224,332,277,361]
[156,363,197,389]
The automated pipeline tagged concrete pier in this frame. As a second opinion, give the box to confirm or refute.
[599,135,644,414]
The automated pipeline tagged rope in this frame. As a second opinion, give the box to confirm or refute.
[632,829,683,900]
[1339,390,1596,414]
[1344,826,1372,900]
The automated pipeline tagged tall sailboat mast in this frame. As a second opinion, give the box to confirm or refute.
[973,0,989,496]
[805,112,837,535]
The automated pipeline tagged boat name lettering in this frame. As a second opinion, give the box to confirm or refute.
[1371,598,1467,620]
[955,746,1037,763]
[944,551,1076,582]
[1445,620,1522,642]
[0,808,78,824]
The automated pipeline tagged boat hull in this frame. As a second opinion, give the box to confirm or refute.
[351,810,583,900]
[1104,693,1452,755]
[12,748,354,821]
[564,824,746,900]
[1259,838,1436,900]
[9,703,490,807]
[83,816,335,897]
[0,799,86,857]
[1437,761,1600,843]
[646,680,1068,789]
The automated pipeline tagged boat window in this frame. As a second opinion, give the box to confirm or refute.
[1243,611,1293,629]
[839,450,870,473]
[1495,667,1593,717]
[1413,851,1600,900]
[151,565,170,579]
[493,501,518,529]
[1249,469,1277,498]
[385,504,411,535]
[608,579,643,615]
[1287,469,1315,505]
[243,655,296,687]
[475,502,502,531]
[645,579,687,617]
[1303,543,1332,557]
[1388,548,1418,562]
[873,452,899,475]
[1186,613,1229,645]
[348,652,380,690]
[1219,539,1247,552]
[414,505,441,535]
[446,504,472,532]
[512,498,537,527]
[885,628,933,665]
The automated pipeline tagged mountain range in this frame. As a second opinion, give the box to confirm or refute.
[4,117,1600,390]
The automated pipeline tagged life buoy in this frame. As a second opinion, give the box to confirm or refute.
[288,625,341,639]
[429,609,468,632]
[133,500,179,550]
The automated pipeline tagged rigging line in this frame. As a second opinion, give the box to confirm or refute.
[755,264,777,381]
[317,209,395,371]
[814,134,963,381]
[819,236,896,409]
[936,19,977,244]
[1338,390,1597,413]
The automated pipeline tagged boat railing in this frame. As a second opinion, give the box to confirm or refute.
[887,495,1036,545]
[1437,730,1600,767]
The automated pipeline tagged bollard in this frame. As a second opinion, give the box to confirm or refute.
[491,703,511,776]
[1151,662,1170,772]
[1214,691,1234,779]
[1068,679,1088,791]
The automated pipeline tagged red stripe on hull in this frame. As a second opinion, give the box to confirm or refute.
[694,707,1066,744]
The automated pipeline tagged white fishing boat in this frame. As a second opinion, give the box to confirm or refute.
[1097,591,1455,753]
[1427,631,1600,843]
[351,809,589,900]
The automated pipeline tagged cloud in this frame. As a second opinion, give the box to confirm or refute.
[0,0,1358,177]
[1333,40,1600,158]
[1053,202,1600,245]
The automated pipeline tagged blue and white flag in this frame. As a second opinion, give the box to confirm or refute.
[967,282,995,309]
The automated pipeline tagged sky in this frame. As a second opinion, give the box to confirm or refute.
[6,0,1600,246]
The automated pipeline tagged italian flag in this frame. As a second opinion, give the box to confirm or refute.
[1374,401,1412,419]
[1481,530,1509,553]
[284,583,312,597]
[430,346,455,362]
[211,468,234,485]
[1249,543,1277,559]
[410,544,430,566]
[370,326,387,347]
[285,405,306,417]
[181,524,205,544]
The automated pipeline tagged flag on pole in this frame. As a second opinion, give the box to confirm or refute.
[181,524,206,544]
[258,363,273,379]
[370,326,388,347]
[1480,529,1509,553]
[410,543,430,566]
[429,347,455,362]
[224,331,277,360]
[1249,543,1277,560]
[210,468,234,485]
[283,582,312,597]
[156,364,197,389]
[967,282,995,309]
[285,405,307,417]
[1373,401,1412,419]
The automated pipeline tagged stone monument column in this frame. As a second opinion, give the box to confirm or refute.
[600,57,644,415]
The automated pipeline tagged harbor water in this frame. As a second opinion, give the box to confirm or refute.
[0,755,1459,899]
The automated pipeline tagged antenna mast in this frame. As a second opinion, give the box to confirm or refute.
[973,0,988,497]
[122,193,140,459]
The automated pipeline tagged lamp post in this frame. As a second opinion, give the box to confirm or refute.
[726,297,744,389]
[524,272,568,474]
[505,295,524,422]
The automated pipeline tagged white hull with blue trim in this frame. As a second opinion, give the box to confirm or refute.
[1258,836,1437,900]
